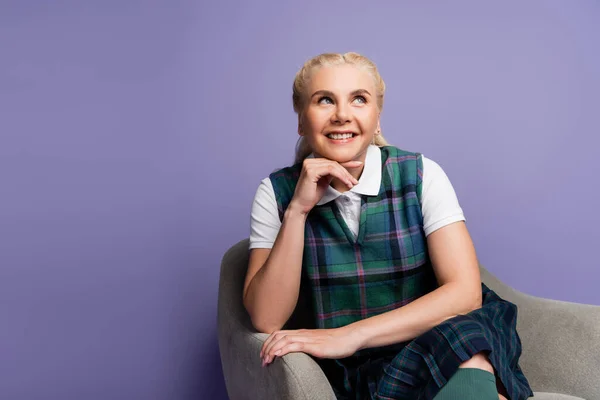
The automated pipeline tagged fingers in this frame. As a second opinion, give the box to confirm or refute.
[269,341,313,362]
[262,334,313,366]
[261,332,282,366]
[304,159,360,188]
[260,330,295,359]
[260,330,283,359]
[260,330,311,366]
[292,159,363,213]
[319,164,356,189]
[261,331,296,364]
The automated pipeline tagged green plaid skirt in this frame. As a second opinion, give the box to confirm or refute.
[317,283,533,400]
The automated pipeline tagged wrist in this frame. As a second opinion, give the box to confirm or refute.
[341,322,368,351]
[285,201,310,219]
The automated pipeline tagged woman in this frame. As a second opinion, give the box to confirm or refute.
[243,52,533,400]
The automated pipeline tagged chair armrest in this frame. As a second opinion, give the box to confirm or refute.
[220,330,336,400]
[480,266,600,399]
[515,295,600,399]
[218,239,336,400]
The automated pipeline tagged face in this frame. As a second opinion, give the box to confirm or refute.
[299,64,381,163]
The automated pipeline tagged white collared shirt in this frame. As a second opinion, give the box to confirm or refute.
[249,145,465,249]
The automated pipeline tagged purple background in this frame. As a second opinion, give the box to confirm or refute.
[1,1,598,399]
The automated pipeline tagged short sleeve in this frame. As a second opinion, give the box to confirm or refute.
[420,156,466,236]
[249,178,281,249]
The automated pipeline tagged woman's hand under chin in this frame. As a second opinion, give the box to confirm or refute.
[259,325,364,366]
[289,158,363,215]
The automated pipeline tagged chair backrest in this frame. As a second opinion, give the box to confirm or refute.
[217,239,254,337]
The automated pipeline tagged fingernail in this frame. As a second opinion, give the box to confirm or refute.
[274,350,281,356]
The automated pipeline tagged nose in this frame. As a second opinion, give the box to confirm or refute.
[331,102,352,124]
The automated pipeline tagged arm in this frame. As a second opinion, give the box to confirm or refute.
[347,221,482,349]
[243,205,307,334]
[259,157,483,364]
[243,160,362,334]
[218,239,336,400]
[259,221,482,364]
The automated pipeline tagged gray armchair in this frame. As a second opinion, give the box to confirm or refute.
[218,239,600,400]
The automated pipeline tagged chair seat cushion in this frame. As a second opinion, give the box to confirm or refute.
[533,392,585,400]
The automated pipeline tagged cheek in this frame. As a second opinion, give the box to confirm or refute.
[304,110,329,130]
[356,110,379,129]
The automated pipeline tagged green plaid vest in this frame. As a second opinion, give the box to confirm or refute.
[269,146,439,330]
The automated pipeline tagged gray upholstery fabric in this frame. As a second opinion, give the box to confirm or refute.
[479,268,600,400]
[218,239,600,399]
[532,393,585,400]
[217,239,336,400]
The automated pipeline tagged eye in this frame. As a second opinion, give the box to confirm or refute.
[317,96,333,105]
[353,96,367,104]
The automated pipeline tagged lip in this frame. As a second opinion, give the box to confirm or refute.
[326,131,357,135]
[325,132,357,144]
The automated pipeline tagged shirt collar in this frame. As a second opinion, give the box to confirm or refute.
[306,145,382,206]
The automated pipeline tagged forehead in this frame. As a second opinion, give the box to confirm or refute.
[309,64,375,93]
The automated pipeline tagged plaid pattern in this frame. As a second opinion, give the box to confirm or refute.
[269,146,533,400]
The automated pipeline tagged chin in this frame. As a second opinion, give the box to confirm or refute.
[318,146,364,163]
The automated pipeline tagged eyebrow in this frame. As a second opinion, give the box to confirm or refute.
[310,89,371,99]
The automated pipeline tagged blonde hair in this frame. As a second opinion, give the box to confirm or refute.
[292,52,390,164]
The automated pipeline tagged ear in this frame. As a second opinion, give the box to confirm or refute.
[375,119,381,135]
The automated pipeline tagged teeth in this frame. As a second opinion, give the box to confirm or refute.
[328,133,354,140]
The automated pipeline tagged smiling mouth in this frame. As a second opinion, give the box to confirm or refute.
[326,132,358,140]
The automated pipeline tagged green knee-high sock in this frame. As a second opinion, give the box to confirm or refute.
[432,368,499,400]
